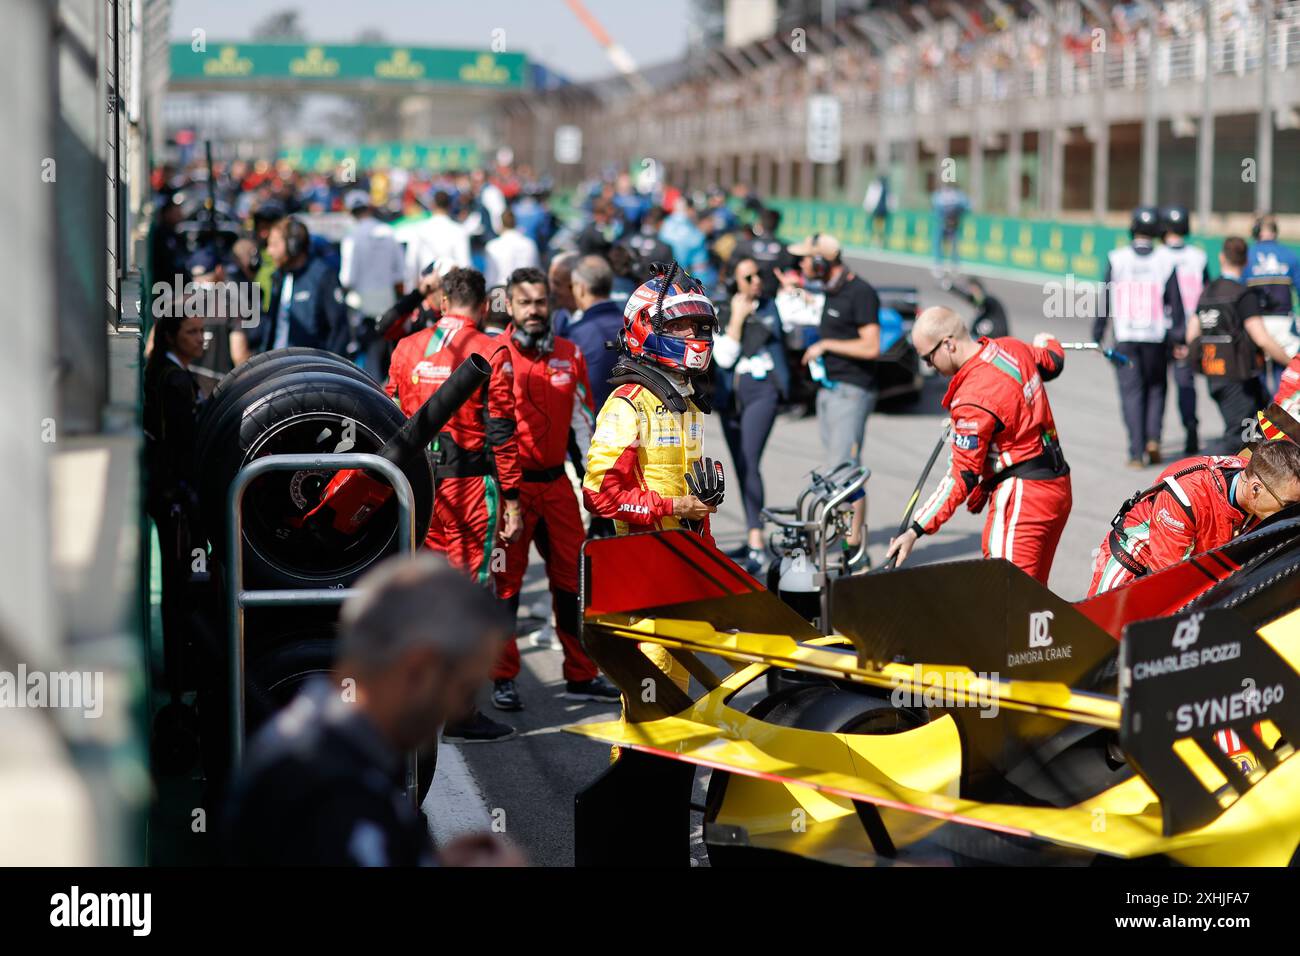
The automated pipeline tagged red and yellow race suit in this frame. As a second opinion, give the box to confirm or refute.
[583,382,711,542]
[913,336,1072,584]
[385,314,521,585]
[584,380,709,694]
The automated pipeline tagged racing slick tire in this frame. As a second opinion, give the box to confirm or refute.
[705,683,928,867]
[197,369,434,591]
[194,348,371,481]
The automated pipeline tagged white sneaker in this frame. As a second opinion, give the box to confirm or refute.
[528,623,558,648]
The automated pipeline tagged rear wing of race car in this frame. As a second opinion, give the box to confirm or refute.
[1121,606,1300,835]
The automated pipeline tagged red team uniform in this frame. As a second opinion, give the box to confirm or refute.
[386,314,521,582]
[1088,455,1255,595]
[912,336,1072,584]
[1276,354,1300,416]
[490,333,601,683]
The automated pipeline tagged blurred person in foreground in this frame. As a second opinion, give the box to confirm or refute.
[714,257,789,572]
[224,554,525,866]
[887,307,1072,585]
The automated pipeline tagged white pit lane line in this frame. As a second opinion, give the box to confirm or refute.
[423,742,494,845]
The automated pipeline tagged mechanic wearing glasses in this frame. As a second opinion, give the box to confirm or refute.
[887,306,1072,584]
[1089,438,1300,595]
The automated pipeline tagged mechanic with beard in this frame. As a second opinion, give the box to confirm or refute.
[887,307,1072,585]
[225,554,524,866]
[385,267,522,743]
[489,268,620,712]
[1088,439,1300,595]
[584,263,721,695]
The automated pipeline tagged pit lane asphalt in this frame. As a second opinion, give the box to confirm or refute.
[435,253,1224,867]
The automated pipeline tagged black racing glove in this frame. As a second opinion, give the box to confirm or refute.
[685,457,726,508]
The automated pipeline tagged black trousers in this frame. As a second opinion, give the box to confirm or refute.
[1115,341,1169,460]
[720,375,781,532]
[1173,356,1198,439]
[1209,376,1267,455]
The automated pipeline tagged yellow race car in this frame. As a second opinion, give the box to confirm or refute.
[567,514,1300,867]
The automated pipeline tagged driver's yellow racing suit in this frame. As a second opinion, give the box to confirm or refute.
[584,380,710,698]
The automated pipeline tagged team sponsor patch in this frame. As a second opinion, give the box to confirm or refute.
[550,371,572,386]
[411,361,450,385]
[655,434,682,446]
[548,358,572,369]
[954,418,981,431]
[954,433,980,451]
[1156,507,1187,531]
[687,422,704,440]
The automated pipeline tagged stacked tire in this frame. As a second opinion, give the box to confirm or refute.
[191,349,436,762]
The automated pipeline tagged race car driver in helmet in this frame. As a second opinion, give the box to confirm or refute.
[1088,438,1300,596]
[584,261,724,696]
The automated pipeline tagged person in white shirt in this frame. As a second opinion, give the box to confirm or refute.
[399,190,470,290]
[340,191,405,318]
[340,190,406,378]
[484,209,539,288]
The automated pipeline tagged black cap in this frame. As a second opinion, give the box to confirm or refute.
[1130,205,1161,239]
[1160,205,1190,236]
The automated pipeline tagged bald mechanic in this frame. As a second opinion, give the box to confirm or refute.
[886,307,1072,583]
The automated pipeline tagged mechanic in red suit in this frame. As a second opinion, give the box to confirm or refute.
[1276,353,1300,417]
[1088,440,1300,595]
[386,267,522,742]
[488,267,620,711]
[887,306,1072,584]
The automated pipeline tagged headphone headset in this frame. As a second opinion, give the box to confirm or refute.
[808,233,830,278]
[283,217,310,260]
[511,323,554,354]
[1252,213,1274,241]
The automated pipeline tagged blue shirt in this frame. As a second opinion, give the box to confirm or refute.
[1245,239,1300,316]
[561,299,625,409]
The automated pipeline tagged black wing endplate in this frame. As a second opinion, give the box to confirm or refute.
[1120,607,1300,835]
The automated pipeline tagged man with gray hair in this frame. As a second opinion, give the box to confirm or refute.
[563,254,626,409]
[224,554,522,866]
[886,306,1072,584]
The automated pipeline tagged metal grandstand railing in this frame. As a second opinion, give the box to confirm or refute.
[624,2,1300,145]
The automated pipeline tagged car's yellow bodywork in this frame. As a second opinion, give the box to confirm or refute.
[568,606,1300,866]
